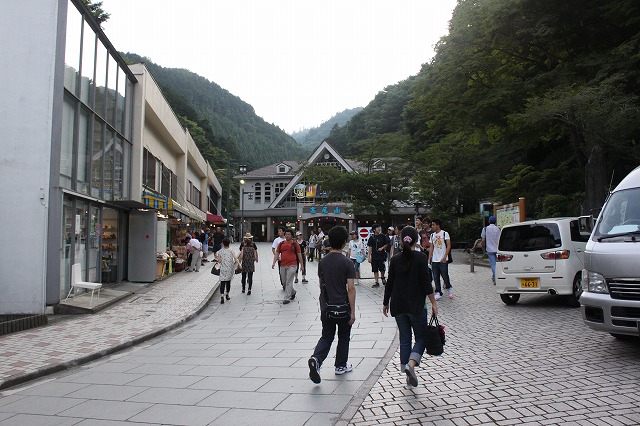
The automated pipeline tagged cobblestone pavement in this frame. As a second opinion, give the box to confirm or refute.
[348,259,640,425]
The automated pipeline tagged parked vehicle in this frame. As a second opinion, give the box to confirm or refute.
[581,166,640,339]
[495,217,588,306]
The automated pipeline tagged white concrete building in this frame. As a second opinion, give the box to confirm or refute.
[0,0,222,314]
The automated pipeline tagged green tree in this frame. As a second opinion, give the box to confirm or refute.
[81,0,110,25]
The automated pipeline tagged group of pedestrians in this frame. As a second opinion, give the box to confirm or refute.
[183,227,225,272]
[215,232,259,304]
[308,225,442,386]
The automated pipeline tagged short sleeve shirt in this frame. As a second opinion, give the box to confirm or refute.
[277,240,300,267]
[368,233,389,260]
[318,252,356,311]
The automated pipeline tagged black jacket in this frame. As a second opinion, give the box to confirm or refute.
[383,251,433,316]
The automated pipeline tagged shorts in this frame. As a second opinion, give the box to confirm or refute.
[351,258,360,272]
[371,258,386,274]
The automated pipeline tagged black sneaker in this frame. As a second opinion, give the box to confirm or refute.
[282,299,290,305]
[308,357,321,384]
[382,277,387,285]
[290,291,297,300]
[294,278,299,283]
[372,283,380,288]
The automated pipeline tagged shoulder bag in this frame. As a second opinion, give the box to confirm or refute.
[210,262,221,275]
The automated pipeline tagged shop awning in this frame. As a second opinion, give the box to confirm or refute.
[207,214,225,224]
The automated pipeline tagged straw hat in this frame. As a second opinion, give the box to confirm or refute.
[243,232,253,239]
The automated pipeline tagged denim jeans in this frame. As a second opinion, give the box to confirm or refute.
[312,317,352,368]
[395,310,427,367]
[488,252,497,281]
[431,262,451,294]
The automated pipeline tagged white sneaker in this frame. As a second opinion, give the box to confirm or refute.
[434,292,441,301]
[447,288,454,299]
[335,363,353,375]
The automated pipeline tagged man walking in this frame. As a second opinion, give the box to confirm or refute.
[428,219,453,299]
[272,229,304,304]
[210,227,224,255]
[368,224,390,287]
[481,215,501,283]
[308,226,356,383]
[188,233,203,272]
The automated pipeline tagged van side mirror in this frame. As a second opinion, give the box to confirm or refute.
[578,215,595,235]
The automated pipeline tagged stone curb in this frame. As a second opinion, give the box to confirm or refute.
[0,281,221,391]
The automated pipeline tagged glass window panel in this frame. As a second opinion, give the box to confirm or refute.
[87,205,101,282]
[115,67,126,134]
[91,117,104,198]
[143,148,156,189]
[171,170,178,200]
[74,202,88,277]
[64,3,82,95]
[76,107,90,194]
[106,54,117,126]
[104,130,115,201]
[60,96,75,188]
[80,20,95,105]
[94,42,107,119]
[161,164,171,198]
[122,141,130,198]
[124,79,133,139]
[114,136,123,200]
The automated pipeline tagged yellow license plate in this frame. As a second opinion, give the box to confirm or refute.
[521,278,539,288]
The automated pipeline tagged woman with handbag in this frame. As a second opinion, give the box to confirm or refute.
[382,226,438,387]
[215,237,241,304]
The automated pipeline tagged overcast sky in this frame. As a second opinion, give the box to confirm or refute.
[100,0,457,133]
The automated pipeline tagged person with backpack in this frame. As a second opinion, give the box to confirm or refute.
[272,229,304,304]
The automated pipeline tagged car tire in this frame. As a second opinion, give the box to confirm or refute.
[566,273,582,308]
[610,333,639,341]
[500,294,520,305]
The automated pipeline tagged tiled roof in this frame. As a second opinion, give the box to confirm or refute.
[240,160,303,178]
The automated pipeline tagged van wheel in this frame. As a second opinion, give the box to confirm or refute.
[566,274,582,308]
[500,294,520,305]
[610,333,638,341]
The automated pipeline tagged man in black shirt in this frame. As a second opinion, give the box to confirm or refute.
[368,224,390,287]
[308,226,356,384]
[211,226,224,255]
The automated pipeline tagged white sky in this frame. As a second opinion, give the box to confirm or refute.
[100,0,457,133]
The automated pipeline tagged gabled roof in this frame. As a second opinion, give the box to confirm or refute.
[238,160,302,179]
[268,141,353,208]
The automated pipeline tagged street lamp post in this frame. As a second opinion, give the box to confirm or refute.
[239,178,252,239]
[225,160,246,238]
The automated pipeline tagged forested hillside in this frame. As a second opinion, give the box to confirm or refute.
[324,0,640,231]
[121,53,307,169]
[291,108,363,149]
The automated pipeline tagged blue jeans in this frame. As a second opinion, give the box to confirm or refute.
[395,310,427,367]
[312,317,352,368]
[488,252,497,281]
[431,262,451,294]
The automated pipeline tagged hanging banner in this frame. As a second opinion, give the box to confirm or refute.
[305,184,317,198]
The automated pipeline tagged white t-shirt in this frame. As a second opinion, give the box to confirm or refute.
[348,240,364,259]
[272,237,284,250]
[430,230,450,263]
[190,238,202,251]
[481,224,501,253]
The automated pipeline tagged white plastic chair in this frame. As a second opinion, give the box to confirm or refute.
[65,263,102,307]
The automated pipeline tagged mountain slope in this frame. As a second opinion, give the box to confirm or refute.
[290,108,363,149]
[122,53,307,168]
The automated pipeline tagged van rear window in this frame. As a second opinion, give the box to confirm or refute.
[499,224,562,252]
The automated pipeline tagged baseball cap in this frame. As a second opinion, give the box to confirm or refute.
[388,226,394,230]
[489,215,496,223]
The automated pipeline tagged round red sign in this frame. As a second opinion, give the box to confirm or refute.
[359,228,369,239]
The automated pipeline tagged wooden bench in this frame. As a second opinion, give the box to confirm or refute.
[65,263,102,307]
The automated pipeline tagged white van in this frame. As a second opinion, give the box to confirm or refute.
[580,166,640,339]
[495,217,588,306]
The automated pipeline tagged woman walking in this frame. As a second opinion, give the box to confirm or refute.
[238,233,258,295]
[382,226,438,387]
[215,237,241,304]
[295,231,308,283]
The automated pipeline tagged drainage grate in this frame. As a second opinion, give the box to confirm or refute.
[0,314,48,336]
[128,296,165,304]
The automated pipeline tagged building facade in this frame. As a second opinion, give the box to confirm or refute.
[0,0,222,314]
[234,142,420,241]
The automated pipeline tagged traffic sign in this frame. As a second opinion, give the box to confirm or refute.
[359,228,369,239]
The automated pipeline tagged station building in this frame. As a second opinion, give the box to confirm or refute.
[234,141,421,241]
[0,0,222,314]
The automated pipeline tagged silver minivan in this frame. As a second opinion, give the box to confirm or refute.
[581,166,640,339]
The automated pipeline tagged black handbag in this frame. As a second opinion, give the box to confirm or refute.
[319,263,351,320]
[425,315,445,356]
[234,266,242,274]
[210,262,221,275]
